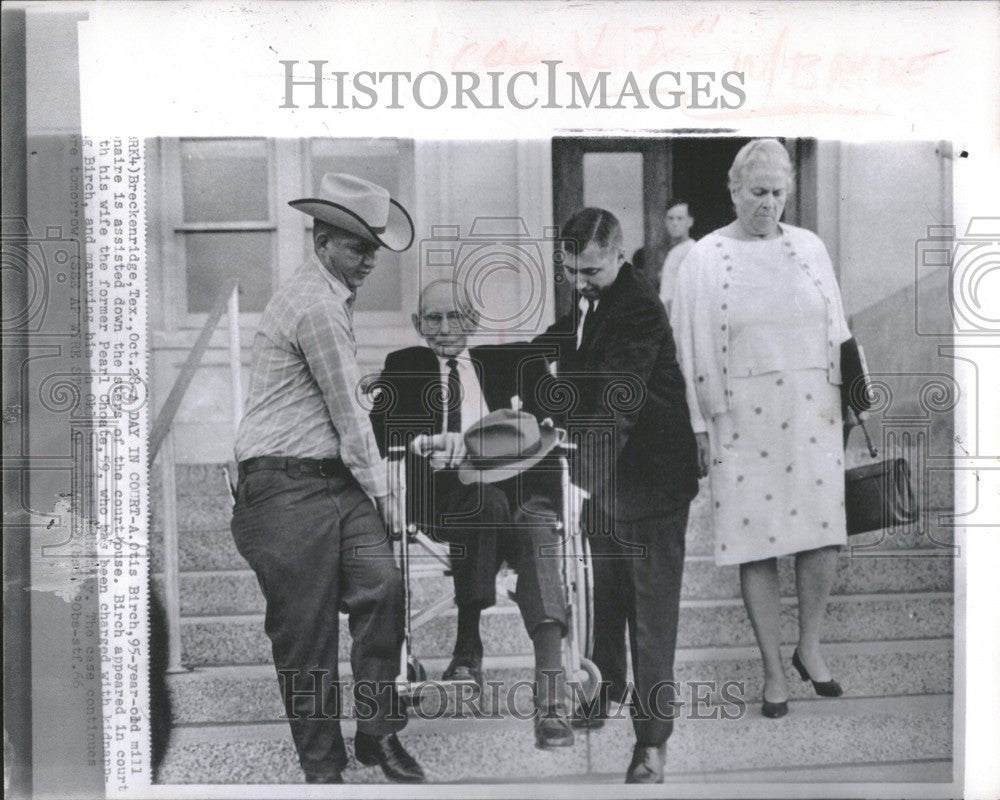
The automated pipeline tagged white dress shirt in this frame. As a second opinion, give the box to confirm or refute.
[576,296,598,349]
[438,348,489,433]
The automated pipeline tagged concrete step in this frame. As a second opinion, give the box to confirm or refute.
[148,513,959,575]
[529,759,953,785]
[150,474,717,534]
[179,592,953,667]
[153,463,954,551]
[153,462,237,499]
[155,693,952,784]
[151,493,235,536]
[150,528,243,573]
[153,466,717,511]
[166,639,952,725]
[160,449,955,513]
[160,550,953,617]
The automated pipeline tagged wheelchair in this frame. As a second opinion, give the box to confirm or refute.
[386,434,602,712]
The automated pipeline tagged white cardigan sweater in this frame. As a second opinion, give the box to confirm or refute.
[671,224,852,434]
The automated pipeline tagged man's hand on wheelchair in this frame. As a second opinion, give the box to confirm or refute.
[410,432,467,470]
[377,487,405,540]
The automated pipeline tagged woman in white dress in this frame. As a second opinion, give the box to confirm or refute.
[672,139,850,718]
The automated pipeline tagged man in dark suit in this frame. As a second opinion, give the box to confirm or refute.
[532,208,700,783]
[370,279,573,748]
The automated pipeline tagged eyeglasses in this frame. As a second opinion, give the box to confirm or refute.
[419,311,468,331]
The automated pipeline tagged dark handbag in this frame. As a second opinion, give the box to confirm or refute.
[841,337,873,417]
[844,417,919,535]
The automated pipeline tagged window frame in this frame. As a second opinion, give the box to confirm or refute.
[157,136,416,336]
[299,137,416,331]
[160,136,279,332]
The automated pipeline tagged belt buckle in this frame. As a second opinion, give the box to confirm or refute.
[318,461,333,478]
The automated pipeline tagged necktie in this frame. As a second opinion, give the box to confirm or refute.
[579,299,598,350]
[445,358,462,433]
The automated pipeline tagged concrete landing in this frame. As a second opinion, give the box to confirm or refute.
[156,694,952,785]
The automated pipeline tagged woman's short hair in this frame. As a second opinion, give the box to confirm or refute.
[728,139,794,192]
[560,207,623,255]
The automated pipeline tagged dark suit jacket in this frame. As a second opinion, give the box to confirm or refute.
[370,344,552,453]
[532,263,699,521]
[369,343,557,525]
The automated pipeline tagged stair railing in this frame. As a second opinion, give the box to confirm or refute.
[151,281,243,673]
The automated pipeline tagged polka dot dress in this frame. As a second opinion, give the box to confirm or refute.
[707,238,847,566]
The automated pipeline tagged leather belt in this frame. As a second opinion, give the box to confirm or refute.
[238,456,349,480]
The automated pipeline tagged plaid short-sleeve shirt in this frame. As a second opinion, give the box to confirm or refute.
[234,253,387,499]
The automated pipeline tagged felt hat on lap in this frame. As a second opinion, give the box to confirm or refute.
[458,409,561,485]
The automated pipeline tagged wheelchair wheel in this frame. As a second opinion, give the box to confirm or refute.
[407,656,427,683]
[401,657,427,715]
[576,656,602,704]
[574,531,595,660]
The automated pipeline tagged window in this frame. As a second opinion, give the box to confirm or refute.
[157,136,414,330]
[178,138,275,313]
[306,138,412,313]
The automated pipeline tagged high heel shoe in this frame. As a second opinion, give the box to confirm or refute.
[761,697,788,718]
[792,649,843,697]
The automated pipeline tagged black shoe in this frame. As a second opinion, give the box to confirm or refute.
[761,697,789,718]
[792,648,844,697]
[305,772,343,783]
[441,648,483,686]
[354,732,425,783]
[534,708,575,749]
[625,743,666,784]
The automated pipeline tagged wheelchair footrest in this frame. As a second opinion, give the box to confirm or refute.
[396,679,484,715]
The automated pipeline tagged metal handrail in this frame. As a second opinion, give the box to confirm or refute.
[149,281,240,462]
[152,282,242,672]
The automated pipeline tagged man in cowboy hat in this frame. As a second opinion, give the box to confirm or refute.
[369,279,575,748]
[231,173,424,784]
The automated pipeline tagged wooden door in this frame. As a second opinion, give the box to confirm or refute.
[551,136,806,317]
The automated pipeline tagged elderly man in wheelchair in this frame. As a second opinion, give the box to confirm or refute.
[369,279,584,749]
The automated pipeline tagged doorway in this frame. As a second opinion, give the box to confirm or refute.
[551,136,809,317]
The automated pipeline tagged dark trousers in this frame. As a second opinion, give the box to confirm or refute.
[230,467,404,779]
[587,504,689,746]
[589,559,629,705]
[421,466,567,639]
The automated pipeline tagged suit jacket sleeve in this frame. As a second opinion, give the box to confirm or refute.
[368,351,398,458]
[530,312,576,362]
[368,347,441,456]
[580,300,666,494]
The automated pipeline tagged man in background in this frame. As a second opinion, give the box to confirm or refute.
[658,198,696,314]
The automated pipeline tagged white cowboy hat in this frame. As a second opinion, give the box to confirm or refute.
[289,172,415,252]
